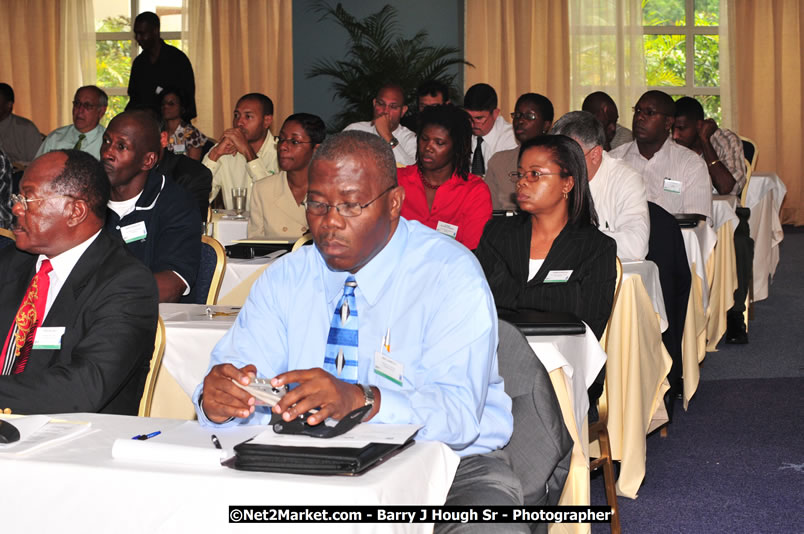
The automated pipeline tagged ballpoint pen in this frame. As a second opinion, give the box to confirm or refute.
[211,434,222,450]
[131,430,161,440]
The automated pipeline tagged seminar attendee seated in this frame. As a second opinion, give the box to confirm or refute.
[102,111,200,303]
[486,93,554,210]
[552,111,649,261]
[463,83,518,177]
[610,90,712,219]
[204,93,278,210]
[397,105,492,250]
[343,83,416,166]
[475,135,617,340]
[0,83,42,165]
[400,79,451,132]
[0,150,158,414]
[160,86,208,161]
[582,91,632,151]
[36,86,108,160]
[673,96,751,344]
[194,131,533,531]
[0,150,12,229]
[248,113,326,240]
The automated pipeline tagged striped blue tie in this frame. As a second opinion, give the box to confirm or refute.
[323,276,359,383]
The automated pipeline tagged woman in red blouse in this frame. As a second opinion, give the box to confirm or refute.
[397,105,492,249]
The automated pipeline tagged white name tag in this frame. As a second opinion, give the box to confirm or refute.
[120,221,147,243]
[664,178,682,194]
[435,221,459,239]
[544,270,573,283]
[374,352,403,386]
[33,327,66,350]
[173,143,186,154]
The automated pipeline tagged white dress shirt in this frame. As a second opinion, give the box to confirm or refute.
[36,124,106,160]
[610,136,712,219]
[589,152,650,261]
[203,135,278,210]
[343,121,417,166]
[37,229,102,320]
[470,115,518,171]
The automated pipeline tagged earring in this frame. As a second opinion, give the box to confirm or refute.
[563,191,568,200]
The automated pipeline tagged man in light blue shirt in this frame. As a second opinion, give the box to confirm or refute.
[36,86,107,160]
[196,131,525,528]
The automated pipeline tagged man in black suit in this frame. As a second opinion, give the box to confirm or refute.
[0,150,158,414]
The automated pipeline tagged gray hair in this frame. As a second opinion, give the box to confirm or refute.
[311,131,397,188]
[550,111,606,151]
[76,85,108,108]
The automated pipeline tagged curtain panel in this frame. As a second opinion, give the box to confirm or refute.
[185,0,293,139]
[464,0,570,120]
[0,1,95,134]
[735,0,804,225]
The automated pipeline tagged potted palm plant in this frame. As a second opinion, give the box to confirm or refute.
[307,2,472,132]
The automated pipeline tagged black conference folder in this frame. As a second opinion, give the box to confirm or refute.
[225,241,293,259]
[232,438,414,476]
[674,213,706,228]
[498,309,586,336]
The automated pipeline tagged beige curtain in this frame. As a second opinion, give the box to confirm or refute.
[0,0,95,134]
[464,0,570,120]
[568,0,645,127]
[735,0,804,225]
[185,0,293,139]
[718,0,737,130]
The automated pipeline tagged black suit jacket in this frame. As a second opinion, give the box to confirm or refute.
[475,214,617,339]
[0,229,159,415]
[156,150,212,222]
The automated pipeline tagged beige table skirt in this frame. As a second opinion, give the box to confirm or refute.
[704,221,738,352]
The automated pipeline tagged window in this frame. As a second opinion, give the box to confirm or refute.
[642,0,721,121]
[94,0,183,124]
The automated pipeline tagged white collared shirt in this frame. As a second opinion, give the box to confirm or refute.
[36,229,102,320]
[470,115,518,171]
[610,136,712,219]
[342,121,417,166]
[589,152,650,261]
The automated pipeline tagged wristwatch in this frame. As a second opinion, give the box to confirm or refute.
[388,137,399,148]
[358,384,375,421]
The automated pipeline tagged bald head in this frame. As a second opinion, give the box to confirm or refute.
[582,91,619,147]
[101,111,160,193]
[311,130,397,189]
[108,110,161,152]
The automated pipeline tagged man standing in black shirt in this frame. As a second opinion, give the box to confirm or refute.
[127,11,196,121]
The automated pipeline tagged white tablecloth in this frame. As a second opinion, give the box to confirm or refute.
[621,260,668,332]
[712,195,739,234]
[160,304,237,398]
[219,253,284,301]
[681,225,711,311]
[1,413,459,534]
[746,173,787,301]
[526,324,607,439]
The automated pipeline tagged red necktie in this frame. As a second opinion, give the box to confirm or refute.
[0,260,53,375]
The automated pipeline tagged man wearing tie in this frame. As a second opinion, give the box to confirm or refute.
[195,131,539,531]
[0,150,158,414]
[463,83,517,177]
[36,86,108,160]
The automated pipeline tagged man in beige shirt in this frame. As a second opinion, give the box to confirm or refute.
[204,93,278,210]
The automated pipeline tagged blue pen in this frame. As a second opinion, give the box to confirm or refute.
[132,430,161,440]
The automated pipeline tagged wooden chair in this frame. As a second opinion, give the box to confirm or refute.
[138,317,166,417]
[180,236,226,305]
[291,232,314,252]
[740,136,758,208]
[589,256,623,534]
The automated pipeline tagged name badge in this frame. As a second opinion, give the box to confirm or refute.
[173,143,186,154]
[33,327,66,350]
[664,178,682,194]
[120,221,147,243]
[436,221,459,239]
[544,270,573,283]
[374,352,403,386]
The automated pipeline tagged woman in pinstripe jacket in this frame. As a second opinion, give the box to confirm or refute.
[475,135,616,339]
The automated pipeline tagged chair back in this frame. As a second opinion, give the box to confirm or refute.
[497,319,573,507]
[0,227,15,250]
[740,136,758,207]
[291,232,314,252]
[181,235,226,305]
[138,317,166,417]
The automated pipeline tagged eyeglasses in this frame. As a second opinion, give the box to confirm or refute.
[511,111,540,121]
[632,106,666,118]
[508,170,563,183]
[72,101,98,111]
[274,136,315,147]
[11,193,73,211]
[302,185,396,217]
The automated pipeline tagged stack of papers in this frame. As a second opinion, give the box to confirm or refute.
[0,415,93,456]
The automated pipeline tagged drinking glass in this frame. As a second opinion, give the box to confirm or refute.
[232,187,247,218]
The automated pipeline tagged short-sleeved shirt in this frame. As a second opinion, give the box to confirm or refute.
[127,41,196,120]
[105,171,201,290]
[167,122,208,156]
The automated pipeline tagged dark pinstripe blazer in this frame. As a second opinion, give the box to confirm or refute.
[475,214,617,339]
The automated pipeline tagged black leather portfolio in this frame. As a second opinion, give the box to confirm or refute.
[498,309,586,336]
